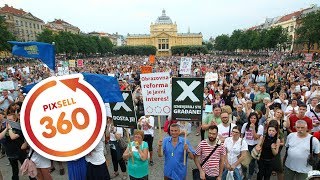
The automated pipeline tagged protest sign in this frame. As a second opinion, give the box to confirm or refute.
[205,72,218,82]
[77,59,84,67]
[110,91,137,128]
[69,60,76,67]
[179,57,192,75]
[172,77,204,121]
[140,72,171,115]
[141,66,153,74]
[0,81,15,90]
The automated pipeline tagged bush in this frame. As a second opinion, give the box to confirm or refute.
[171,45,208,55]
[113,45,156,56]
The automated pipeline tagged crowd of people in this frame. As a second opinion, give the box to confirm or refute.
[0,53,319,180]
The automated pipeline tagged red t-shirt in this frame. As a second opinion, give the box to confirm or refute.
[288,114,313,132]
[314,131,320,140]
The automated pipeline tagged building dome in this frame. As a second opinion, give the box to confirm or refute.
[155,10,173,24]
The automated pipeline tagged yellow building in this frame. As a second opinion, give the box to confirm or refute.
[0,4,45,42]
[127,10,202,56]
[45,19,80,34]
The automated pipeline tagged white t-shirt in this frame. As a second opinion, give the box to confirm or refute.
[306,111,320,132]
[241,123,264,146]
[109,126,123,141]
[224,137,248,169]
[218,123,237,139]
[177,121,192,135]
[274,99,289,112]
[85,138,106,165]
[140,116,154,136]
[285,106,299,115]
[29,149,51,168]
[285,133,320,173]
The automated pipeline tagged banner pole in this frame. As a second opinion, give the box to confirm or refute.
[158,116,163,157]
[126,128,134,164]
[183,131,187,166]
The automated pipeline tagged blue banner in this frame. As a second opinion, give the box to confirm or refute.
[22,73,123,103]
[8,41,55,70]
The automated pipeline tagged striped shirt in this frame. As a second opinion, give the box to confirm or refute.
[195,140,225,177]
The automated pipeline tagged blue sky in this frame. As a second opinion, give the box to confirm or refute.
[1,0,319,40]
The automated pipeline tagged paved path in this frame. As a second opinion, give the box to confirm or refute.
[0,125,281,180]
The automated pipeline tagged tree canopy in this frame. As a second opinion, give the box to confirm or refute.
[0,16,15,51]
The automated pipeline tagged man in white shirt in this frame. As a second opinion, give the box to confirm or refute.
[0,90,13,111]
[306,104,320,133]
[218,112,236,143]
[284,120,320,179]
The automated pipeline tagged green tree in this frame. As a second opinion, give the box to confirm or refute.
[0,16,15,51]
[295,10,320,52]
[214,34,230,51]
[229,30,242,51]
[36,29,55,44]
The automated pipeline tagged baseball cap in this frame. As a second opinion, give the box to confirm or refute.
[307,170,320,179]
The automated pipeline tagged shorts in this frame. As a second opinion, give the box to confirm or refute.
[143,134,153,152]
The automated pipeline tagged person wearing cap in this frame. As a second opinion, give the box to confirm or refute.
[307,170,320,180]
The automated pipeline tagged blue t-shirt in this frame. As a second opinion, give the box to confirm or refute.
[162,136,195,180]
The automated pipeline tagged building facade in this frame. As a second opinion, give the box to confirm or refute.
[127,10,202,56]
[45,19,80,34]
[88,32,125,46]
[0,4,45,42]
[247,4,320,52]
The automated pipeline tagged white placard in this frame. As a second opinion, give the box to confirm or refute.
[7,67,15,74]
[22,67,30,74]
[0,81,15,90]
[140,72,171,115]
[57,67,70,76]
[205,72,218,82]
[179,57,192,75]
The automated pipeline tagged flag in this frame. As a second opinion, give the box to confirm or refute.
[22,73,123,103]
[8,41,55,70]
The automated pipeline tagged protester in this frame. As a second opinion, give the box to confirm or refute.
[194,125,225,180]
[241,112,264,180]
[255,120,281,180]
[138,115,155,166]
[123,130,149,180]
[158,123,195,180]
[222,126,248,180]
[202,104,222,139]
[284,120,320,179]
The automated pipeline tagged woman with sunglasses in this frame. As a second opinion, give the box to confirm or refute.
[222,126,248,180]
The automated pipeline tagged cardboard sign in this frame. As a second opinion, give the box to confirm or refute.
[77,59,84,67]
[172,77,204,121]
[205,72,218,82]
[57,67,69,76]
[69,60,76,68]
[305,53,313,62]
[141,66,153,74]
[179,57,192,75]
[140,72,171,115]
[149,55,155,64]
[110,91,137,128]
[0,81,15,90]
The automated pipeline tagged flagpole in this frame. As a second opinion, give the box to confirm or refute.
[158,116,163,157]
[126,128,134,164]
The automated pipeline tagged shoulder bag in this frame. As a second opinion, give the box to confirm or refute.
[192,144,220,180]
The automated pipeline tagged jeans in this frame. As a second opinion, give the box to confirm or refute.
[222,168,242,180]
